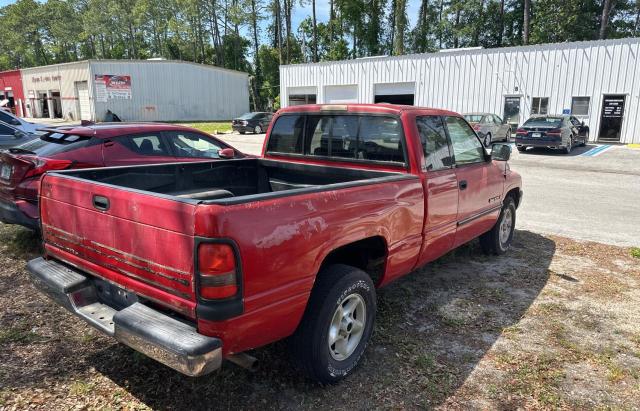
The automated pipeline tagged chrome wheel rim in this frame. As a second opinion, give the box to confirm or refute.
[499,207,513,246]
[328,293,366,361]
[254,126,261,133]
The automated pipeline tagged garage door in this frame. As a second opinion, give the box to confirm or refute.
[75,81,91,120]
[374,82,415,105]
[324,85,358,104]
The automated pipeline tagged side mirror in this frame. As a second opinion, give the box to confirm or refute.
[492,143,511,161]
[219,148,235,159]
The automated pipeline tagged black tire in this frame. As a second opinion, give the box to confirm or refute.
[563,136,573,154]
[581,132,588,147]
[484,133,492,147]
[239,131,246,135]
[517,146,526,152]
[290,264,376,384]
[480,197,516,255]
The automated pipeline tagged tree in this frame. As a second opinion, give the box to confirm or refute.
[599,0,616,38]
[523,0,530,44]
[393,0,407,54]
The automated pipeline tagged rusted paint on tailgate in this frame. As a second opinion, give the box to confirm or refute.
[40,174,198,311]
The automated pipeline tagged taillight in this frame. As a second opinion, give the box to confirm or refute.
[472,124,481,131]
[198,243,238,299]
[24,158,73,178]
[546,129,562,136]
[516,128,527,135]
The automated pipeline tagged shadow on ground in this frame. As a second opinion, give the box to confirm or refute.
[40,229,550,409]
[518,144,599,157]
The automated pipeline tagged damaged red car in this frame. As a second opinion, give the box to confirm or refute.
[0,123,242,229]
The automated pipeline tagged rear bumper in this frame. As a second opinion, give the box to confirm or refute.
[26,257,223,377]
[515,138,564,149]
[0,198,39,229]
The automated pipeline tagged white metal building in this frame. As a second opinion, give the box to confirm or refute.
[280,38,640,144]
[20,60,249,122]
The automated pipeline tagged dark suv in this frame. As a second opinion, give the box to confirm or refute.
[232,112,273,134]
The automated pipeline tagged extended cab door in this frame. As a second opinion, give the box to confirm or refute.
[415,115,459,265]
[445,116,504,248]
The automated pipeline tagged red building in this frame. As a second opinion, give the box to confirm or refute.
[0,69,26,117]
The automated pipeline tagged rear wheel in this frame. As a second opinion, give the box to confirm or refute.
[239,131,246,135]
[254,125,262,134]
[480,197,516,255]
[563,136,573,154]
[290,264,376,383]
[484,133,492,147]
[517,146,526,152]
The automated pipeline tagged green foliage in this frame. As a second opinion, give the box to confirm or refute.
[1,0,639,109]
[631,247,640,259]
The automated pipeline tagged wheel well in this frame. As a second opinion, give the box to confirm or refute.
[319,236,387,286]
[505,187,521,208]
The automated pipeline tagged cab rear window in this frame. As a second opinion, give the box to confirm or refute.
[266,114,406,165]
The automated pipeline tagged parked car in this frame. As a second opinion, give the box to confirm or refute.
[27,104,522,383]
[515,115,589,154]
[232,112,273,134]
[0,121,39,150]
[0,109,51,135]
[0,123,243,230]
[463,112,512,147]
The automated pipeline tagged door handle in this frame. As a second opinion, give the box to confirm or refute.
[459,180,468,190]
[93,195,110,211]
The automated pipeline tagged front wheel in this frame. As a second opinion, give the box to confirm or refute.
[480,197,516,255]
[290,264,376,383]
[254,125,262,134]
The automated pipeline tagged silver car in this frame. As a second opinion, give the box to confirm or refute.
[0,110,50,135]
[463,113,512,147]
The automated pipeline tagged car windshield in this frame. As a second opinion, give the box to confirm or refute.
[238,112,259,120]
[523,117,562,128]
[18,132,93,156]
[464,115,484,123]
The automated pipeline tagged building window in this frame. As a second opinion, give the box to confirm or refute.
[571,97,590,116]
[531,97,549,115]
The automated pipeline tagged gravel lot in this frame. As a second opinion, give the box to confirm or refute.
[1,223,639,409]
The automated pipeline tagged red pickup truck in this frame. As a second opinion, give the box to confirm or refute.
[27,104,522,383]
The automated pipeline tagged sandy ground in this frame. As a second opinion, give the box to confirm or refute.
[1,224,639,410]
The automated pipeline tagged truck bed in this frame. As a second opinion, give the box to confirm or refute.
[39,158,421,324]
[55,158,412,205]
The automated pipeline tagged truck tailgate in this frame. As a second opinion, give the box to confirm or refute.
[40,174,198,317]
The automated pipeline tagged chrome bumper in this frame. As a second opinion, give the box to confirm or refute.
[26,257,222,377]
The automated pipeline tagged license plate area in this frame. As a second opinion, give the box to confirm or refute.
[94,278,140,310]
[0,163,12,180]
[531,132,542,138]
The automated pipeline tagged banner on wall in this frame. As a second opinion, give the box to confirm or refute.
[94,75,132,101]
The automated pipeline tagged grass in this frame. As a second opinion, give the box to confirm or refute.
[0,328,42,345]
[178,121,232,134]
[631,247,640,259]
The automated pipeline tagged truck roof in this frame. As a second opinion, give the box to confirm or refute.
[37,122,195,138]
[278,104,460,117]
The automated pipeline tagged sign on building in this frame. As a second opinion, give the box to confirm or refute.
[94,74,132,101]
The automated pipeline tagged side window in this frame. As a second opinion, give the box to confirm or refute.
[0,123,15,135]
[445,116,486,165]
[416,116,453,171]
[0,111,20,126]
[118,134,171,157]
[493,115,503,125]
[359,117,404,163]
[266,114,305,154]
[166,131,224,158]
